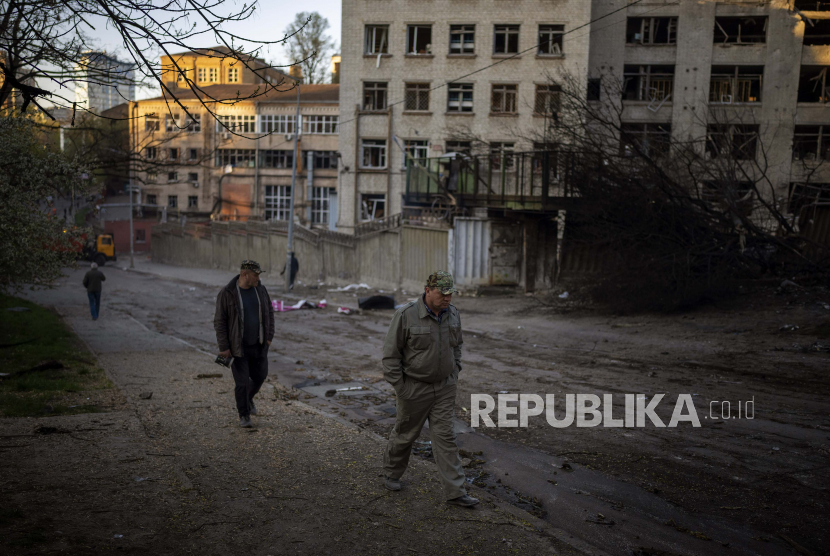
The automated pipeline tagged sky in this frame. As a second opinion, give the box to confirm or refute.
[55,0,342,102]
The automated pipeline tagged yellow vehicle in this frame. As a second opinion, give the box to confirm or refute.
[81,233,117,266]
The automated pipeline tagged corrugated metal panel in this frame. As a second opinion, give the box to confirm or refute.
[452,218,490,286]
[402,227,449,287]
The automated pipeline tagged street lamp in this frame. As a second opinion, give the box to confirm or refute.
[285,81,301,293]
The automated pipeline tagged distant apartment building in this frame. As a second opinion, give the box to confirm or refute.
[129,49,339,226]
[589,0,830,214]
[338,0,593,233]
[74,51,136,112]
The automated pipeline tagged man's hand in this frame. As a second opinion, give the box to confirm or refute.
[218,349,231,358]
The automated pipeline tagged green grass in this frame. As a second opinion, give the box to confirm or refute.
[0,294,112,417]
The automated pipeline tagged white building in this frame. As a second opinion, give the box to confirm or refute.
[74,51,136,113]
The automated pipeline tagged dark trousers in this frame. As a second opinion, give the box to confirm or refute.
[87,291,101,319]
[231,344,268,417]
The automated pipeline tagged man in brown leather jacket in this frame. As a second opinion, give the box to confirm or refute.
[214,260,275,428]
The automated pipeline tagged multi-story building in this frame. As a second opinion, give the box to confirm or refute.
[589,0,830,216]
[159,46,289,89]
[129,50,339,226]
[74,51,136,112]
[338,0,593,233]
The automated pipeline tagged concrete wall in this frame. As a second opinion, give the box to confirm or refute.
[151,221,456,290]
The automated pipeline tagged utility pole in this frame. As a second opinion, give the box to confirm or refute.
[285,81,301,293]
[128,182,135,269]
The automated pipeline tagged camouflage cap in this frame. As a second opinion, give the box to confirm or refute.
[426,270,458,295]
[240,260,265,274]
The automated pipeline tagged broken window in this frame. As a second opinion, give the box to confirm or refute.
[445,141,472,154]
[361,194,386,221]
[538,25,564,55]
[706,125,759,160]
[625,17,677,45]
[450,25,475,54]
[494,25,520,54]
[797,66,828,103]
[620,123,672,157]
[793,125,830,161]
[362,82,388,111]
[360,139,387,169]
[804,19,830,46]
[623,65,674,101]
[407,25,432,55]
[403,140,429,168]
[447,83,474,112]
[714,17,767,44]
[404,83,430,111]
[587,78,601,101]
[709,66,763,103]
[789,182,830,215]
[534,84,561,115]
[491,84,518,114]
[793,0,830,10]
[365,25,389,55]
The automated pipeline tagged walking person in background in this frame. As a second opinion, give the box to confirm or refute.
[82,262,106,320]
[214,260,275,428]
[280,253,299,291]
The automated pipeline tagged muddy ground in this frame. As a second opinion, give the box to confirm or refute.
[5,263,829,555]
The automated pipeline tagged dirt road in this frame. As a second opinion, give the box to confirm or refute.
[8,262,830,555]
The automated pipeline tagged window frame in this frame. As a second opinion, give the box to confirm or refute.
[362,82,388,111]
[623,65,675,102]
[227,67,239,83]
[364,24,390,55]
[303,115,339,134]
[619,123,673,157]
[447,83,474,113]
[404,82,431,111]
[714,16,768,44]
[260,114,296,134]
[534,84,561,115]
[403,139,430,168]
[406,24,433,55]
[145,114,160,132]
[360,194,386,221]
[187,195,199,208]
[625,17,678,45]
[264,185,293,221]
[310,186,331,224]
[490,83,518,114]
[793,125,830,161]
[167,195,178,208]
[538,25,564,56]
[360,139,388,169]
[449,24,475,54]
[706,124,760,160]
[709,65,764,104]
[493,24,520,55]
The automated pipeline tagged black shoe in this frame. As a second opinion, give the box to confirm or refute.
[249,400,257,415]
[447,495,479,507]
[384,476,401,491]
[239,416,252,428]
